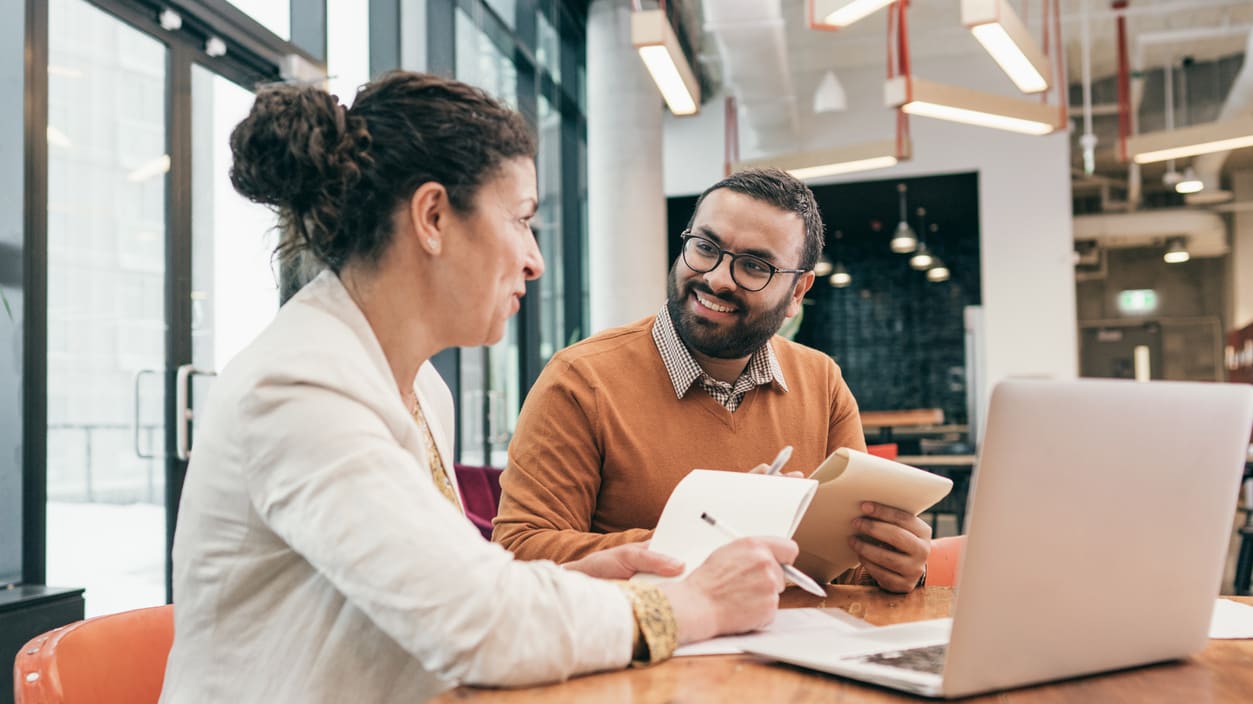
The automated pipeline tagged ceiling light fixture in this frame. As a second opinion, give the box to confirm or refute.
[909,209,932,269]
[1163,237,1190,264]
[810,0,896,30]
[127,154,171,183]
[736,138,910,181]
[813,70,848,113]
[828,230,851,287]
[1128,115,1253,164]
[890,183,917,254]
[631,8,700,116]
[884,76,1059,135]
[926,261,950,282]
[814,255,835,277]
[910,244,934,270]
[962,0,1051,94]
[829,263,852,288]
[1175,167,1203,194]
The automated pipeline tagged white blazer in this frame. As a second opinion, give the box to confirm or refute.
[159,270,633,703]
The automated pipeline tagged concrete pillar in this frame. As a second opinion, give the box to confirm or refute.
[1231,170,1253,330]
[586,0,668,332]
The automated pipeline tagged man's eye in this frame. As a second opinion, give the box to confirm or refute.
[693,240,718,255]
[742,258,772,276]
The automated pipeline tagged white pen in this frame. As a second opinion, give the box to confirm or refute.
[764,445,794,476]
[698,511,827,598]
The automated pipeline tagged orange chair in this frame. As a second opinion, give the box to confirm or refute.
[13,604,174,704]
[925,535,966,587]
[865,443,899,460]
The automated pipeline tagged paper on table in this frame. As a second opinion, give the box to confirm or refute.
[632,469,818,584]
[1210,598,1253,639]
[673,607,875,657]
[793,448,953,583]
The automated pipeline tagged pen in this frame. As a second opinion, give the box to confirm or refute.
[764,445,793,476]
[698,511,827,598]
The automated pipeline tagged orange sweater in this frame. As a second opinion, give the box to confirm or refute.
[493,316,866,563]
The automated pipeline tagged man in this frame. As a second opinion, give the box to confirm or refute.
[493,169,930,592]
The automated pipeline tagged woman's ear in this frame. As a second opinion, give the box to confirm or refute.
[408,182,449,256]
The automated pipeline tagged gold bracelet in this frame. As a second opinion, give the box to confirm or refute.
[614,581,678,666]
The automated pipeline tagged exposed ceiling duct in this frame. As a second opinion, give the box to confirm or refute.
[1186,27,1253,204]
[1073,208,1227,257]
[702,0,797,152]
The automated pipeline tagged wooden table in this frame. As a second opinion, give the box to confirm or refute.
[435,586,1253,703]
[861,409,946,429]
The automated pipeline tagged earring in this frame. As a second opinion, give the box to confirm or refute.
[427,238,439,250]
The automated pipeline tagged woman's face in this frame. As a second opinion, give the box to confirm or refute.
[448,157,544,346]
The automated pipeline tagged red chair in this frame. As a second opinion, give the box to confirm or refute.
[454,463,504,540]
[866,443,899,460]
[13,604,173,704]
[925,535,966,587]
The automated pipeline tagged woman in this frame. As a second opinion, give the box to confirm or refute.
[158,72,799,703]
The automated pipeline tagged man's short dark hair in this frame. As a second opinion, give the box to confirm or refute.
[685,168,824,271]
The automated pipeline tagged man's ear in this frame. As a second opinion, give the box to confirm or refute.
[785,270,815,318]
[408,181,450,256]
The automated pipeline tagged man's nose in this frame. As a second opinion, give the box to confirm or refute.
[702,255,738,293]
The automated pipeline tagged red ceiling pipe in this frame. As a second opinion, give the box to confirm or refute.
[1114,0,1131,162]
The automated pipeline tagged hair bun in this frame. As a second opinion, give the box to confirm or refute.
[229,84,370,267]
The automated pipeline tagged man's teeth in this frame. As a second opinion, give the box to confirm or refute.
[695,293,735,313]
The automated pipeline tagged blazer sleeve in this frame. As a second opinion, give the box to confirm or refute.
[493,359,652,563]
[238,357,635,687]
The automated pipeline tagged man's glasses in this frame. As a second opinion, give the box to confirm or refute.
[679,231,809,292]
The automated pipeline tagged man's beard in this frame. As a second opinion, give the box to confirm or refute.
[666,263,793,360]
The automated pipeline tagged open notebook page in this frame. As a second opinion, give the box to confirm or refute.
[632,469,818,584]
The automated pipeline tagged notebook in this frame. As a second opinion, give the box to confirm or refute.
[744,379,1253,698]
[635,451,952,586]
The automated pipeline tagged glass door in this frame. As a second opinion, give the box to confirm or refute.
[44,0,170,617]
[44,0,280,617]
[182,63,280,467]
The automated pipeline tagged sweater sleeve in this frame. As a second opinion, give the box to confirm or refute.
[493,359,653,563]
[827,357,867,455]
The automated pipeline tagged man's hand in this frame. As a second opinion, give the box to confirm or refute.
[562,542,685,580]
[748,463,805,479]
[848,501,931,593]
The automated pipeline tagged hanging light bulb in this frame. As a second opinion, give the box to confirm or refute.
[910,243,934,270]
[926,260,950,282]
[829,262,852,287]
[890,183,917,253]
[1163,237,1190,264]
[814,255,834,277]
[827,230,850,286]
[909,208,932,269]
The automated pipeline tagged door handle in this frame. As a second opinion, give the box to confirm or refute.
[133,369,160,459]
[176,364,217,461]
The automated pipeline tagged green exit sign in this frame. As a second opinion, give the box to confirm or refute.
[1118,289,1157,314]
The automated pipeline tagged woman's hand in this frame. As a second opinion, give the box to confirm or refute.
[562,542,685,580]
[659,536,798,645]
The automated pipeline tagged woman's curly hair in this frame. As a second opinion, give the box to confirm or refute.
[229,71,537,273]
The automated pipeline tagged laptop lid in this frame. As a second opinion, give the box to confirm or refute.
[941,379,1253,697]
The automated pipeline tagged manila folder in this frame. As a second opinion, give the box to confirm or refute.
[792,448,953,584]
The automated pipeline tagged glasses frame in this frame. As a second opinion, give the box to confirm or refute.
[678,230,810,292]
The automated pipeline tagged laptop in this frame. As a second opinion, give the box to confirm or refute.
[744,379,1253,698]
